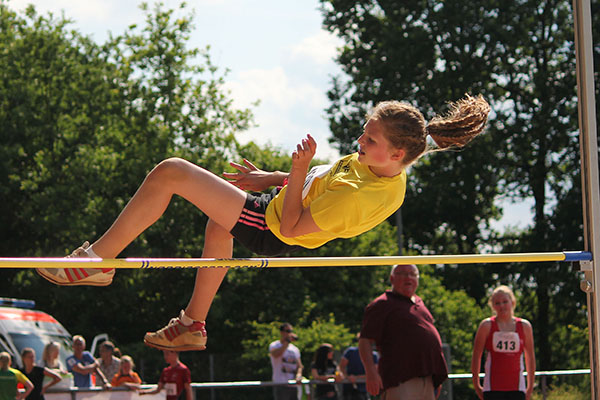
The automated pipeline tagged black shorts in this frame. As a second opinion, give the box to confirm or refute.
[230,188,301,256]
[483,391,525,400]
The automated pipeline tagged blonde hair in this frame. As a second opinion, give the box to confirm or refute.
[42,342,63,369]
[488,285,517,311]
[0,352,11,371]
[367,94,490,166]
[120,355,134,370]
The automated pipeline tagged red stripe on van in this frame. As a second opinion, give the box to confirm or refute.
[0,308,59,323]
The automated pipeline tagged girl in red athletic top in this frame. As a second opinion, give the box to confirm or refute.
[471,285,536,400]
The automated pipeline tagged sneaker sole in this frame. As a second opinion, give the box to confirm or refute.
[143,338,207,352]
[36,269,113,287]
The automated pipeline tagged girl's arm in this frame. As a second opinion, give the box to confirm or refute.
[42,367,62,393]
[279,134,321,237]
[139,382,164,396]
[224,159,288,192]
[17,378,34,400]
[522,319,536,400]
[311,367,333,381]
[471,319,490,400]
[122,381,141,390]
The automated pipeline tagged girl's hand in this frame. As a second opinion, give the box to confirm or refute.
[474,385,484,400]
[224,159,272,191]
[291,134,317,172]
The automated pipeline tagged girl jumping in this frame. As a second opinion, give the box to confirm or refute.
[37,94,490,351]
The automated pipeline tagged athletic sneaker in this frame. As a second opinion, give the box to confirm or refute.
[144,311,207,351]
[36,241,115,287]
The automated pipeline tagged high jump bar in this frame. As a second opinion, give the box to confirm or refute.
[0,251,592,269]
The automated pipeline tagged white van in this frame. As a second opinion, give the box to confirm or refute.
[0,297,107,366]
[0,297,73,369]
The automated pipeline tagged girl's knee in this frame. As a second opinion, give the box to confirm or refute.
[148,157,190,183]
[205,219,233,241]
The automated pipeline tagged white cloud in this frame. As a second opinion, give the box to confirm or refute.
[226,67,339,162]
[9,0,123,22]
[289,29,342,66]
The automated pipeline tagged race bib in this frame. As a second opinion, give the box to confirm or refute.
[302,164,332,199]
[492,331,520,353]
[164,382,177,396]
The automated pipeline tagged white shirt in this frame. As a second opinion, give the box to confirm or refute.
[269,340,301,382]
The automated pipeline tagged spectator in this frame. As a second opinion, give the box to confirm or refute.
[471,285,536,400]
[95,341,120,387]
[66,335,109,389]
[360,264,448,399]
[41,342,65,373]
[139,350,192,400]
[0,351,33,400]
[269,323,303,400]
[310,343,341,400]
[339,333,378,400]
[111,355,142,390]
[19,348,61,400]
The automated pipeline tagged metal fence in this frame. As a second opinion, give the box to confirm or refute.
[43,369,591,400]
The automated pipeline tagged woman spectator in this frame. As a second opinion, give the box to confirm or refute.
[41,343,65,373]
[311,344,341,400]
[471,285,536,400]
[20,348,61,400]
[111,356,142,390]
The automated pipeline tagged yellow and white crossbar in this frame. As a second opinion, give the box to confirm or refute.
[0,251,591,269]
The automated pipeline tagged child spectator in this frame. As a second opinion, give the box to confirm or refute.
[111,356,142,390]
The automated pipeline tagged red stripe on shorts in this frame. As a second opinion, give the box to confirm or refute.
[238,208,270,230]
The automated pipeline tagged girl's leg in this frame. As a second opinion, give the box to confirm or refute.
[184,219,233,321]
[143,219,233,351]
[38,157,247,287]
[91,157,246,257]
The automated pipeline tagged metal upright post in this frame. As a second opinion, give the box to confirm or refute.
[572,0,600,398]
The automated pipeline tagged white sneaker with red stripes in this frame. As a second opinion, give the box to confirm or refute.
[144,310,207,351]
[36,241,115,286]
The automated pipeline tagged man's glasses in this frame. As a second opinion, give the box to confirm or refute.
[283,329,293,333]
[394,272,419,278]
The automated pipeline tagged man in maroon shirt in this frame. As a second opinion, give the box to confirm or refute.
[359,264,448,400]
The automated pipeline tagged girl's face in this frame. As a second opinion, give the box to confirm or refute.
[327,350,333,359]
[357,119,403,170]
[49,346,59,359]
[491,292,514,317]
[23,351,35,367]
[122,360,132,374]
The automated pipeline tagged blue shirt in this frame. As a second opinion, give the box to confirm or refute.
[342,346,378,393]
[66,351,95,387]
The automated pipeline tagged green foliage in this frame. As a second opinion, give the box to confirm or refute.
[532,383,591,400]
[241,317,354,380]
[320,0,596,374]
[1,0,595,393]
[0,0,253,384]
[417,266,487,373]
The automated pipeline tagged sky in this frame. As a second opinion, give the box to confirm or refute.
[8,0,344,160]
[6,0,533,231]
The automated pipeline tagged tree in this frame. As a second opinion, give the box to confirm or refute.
[320,0,592,373]
[0,4,416,393]
[0,0,253,382]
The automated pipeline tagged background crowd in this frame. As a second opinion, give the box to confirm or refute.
[3,264,535,400]
[268,265,535,400]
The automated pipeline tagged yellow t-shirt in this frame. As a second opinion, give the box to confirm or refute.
[265,153,406,248]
